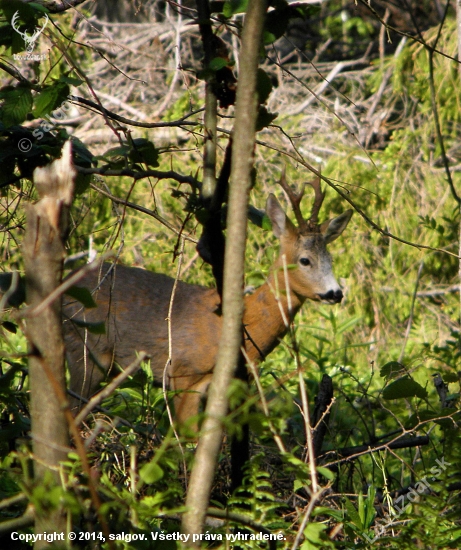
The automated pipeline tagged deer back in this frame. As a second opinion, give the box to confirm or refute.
[63,264,223,419]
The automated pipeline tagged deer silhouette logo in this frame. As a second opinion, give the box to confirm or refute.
[11,11,49,54]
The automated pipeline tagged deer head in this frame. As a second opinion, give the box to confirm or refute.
[266,171,353,304]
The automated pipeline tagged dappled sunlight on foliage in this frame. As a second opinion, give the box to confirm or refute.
[0,0,460,548]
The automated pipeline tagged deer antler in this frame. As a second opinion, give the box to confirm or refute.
[278,169,326,233]
[11,12,27,41]
[306,175,325,227]
[278,167,308,233]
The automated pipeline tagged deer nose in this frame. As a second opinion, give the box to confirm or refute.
[318,289,343,303]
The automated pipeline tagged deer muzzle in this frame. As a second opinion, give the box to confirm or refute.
[318,289,343,304]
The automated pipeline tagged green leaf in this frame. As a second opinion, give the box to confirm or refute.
[312,506,343,521]
[28,2,50,13]
[382,377,428,400]
[316,466,335,481]
[209,57,228,71]
[129,138,159,167]
[336,315,361,335]
[139,461,164,484]
[33,82,69,118]
[0,363,22,392]
[303,522,327,544]
[293,478,305,492]
[261,213,272,231]
[59,76,84,87]
[0,85,33,127]
[442,372,459,383]
[98,144,130,168]
[65,285,97,309]
[223,0,248,17]
[71,318,106,335]
[343,496,363,530]
[364,485,376,528]
[380,361,406,379]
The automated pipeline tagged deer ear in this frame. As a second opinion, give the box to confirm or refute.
[266,194,286,237]
[266,194,296,238]
[321,209,353,244]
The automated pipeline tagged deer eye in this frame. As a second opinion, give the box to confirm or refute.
[299,257,311,267]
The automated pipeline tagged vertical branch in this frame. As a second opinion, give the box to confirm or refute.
[196,0,218,199]
[163,237,188,481]
[197,141,232,297]
[23,142,73,546]
[153,0,183,117]
[428,2,461,346]
[456,0,461,342]
[24,145,114,548]
[182,1,268,543]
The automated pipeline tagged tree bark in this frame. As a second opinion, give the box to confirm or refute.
[181,1,268,544]
[23,142,74,547]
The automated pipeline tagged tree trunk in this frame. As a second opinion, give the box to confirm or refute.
[181,1,268,544]
[23,142,74,547]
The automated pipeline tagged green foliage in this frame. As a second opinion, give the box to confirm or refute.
[0,85,33,127]
[381,377,428,400]
[222,0,248,18]
[343,485,376,543]
[32,82,69,118]
[1,3,461,548]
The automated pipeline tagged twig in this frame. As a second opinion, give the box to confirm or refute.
[291,489,324,550]
[70,95,203,129]
[163,236,188,486]
[206,507,277,550]
[153,0,184,117]
[288,45,373,115]
[0,505,34,534]
[90,183,198,243]
[356,0,459,63]
[0,492,27,511]
[67,389,136,430]
[0,271,19,311]
[78,165,200,187]
[280,256,318,491]
[19,252,114,319]
[74,352,148,426]
[242,347,287,454]
[323,435,430,464]
[93,90,148,120]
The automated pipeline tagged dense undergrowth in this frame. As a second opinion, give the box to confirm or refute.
[1,1,461,548]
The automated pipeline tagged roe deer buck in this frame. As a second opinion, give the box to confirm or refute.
[63,174,352,423]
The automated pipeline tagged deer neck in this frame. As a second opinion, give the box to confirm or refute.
[243,262,303,363]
